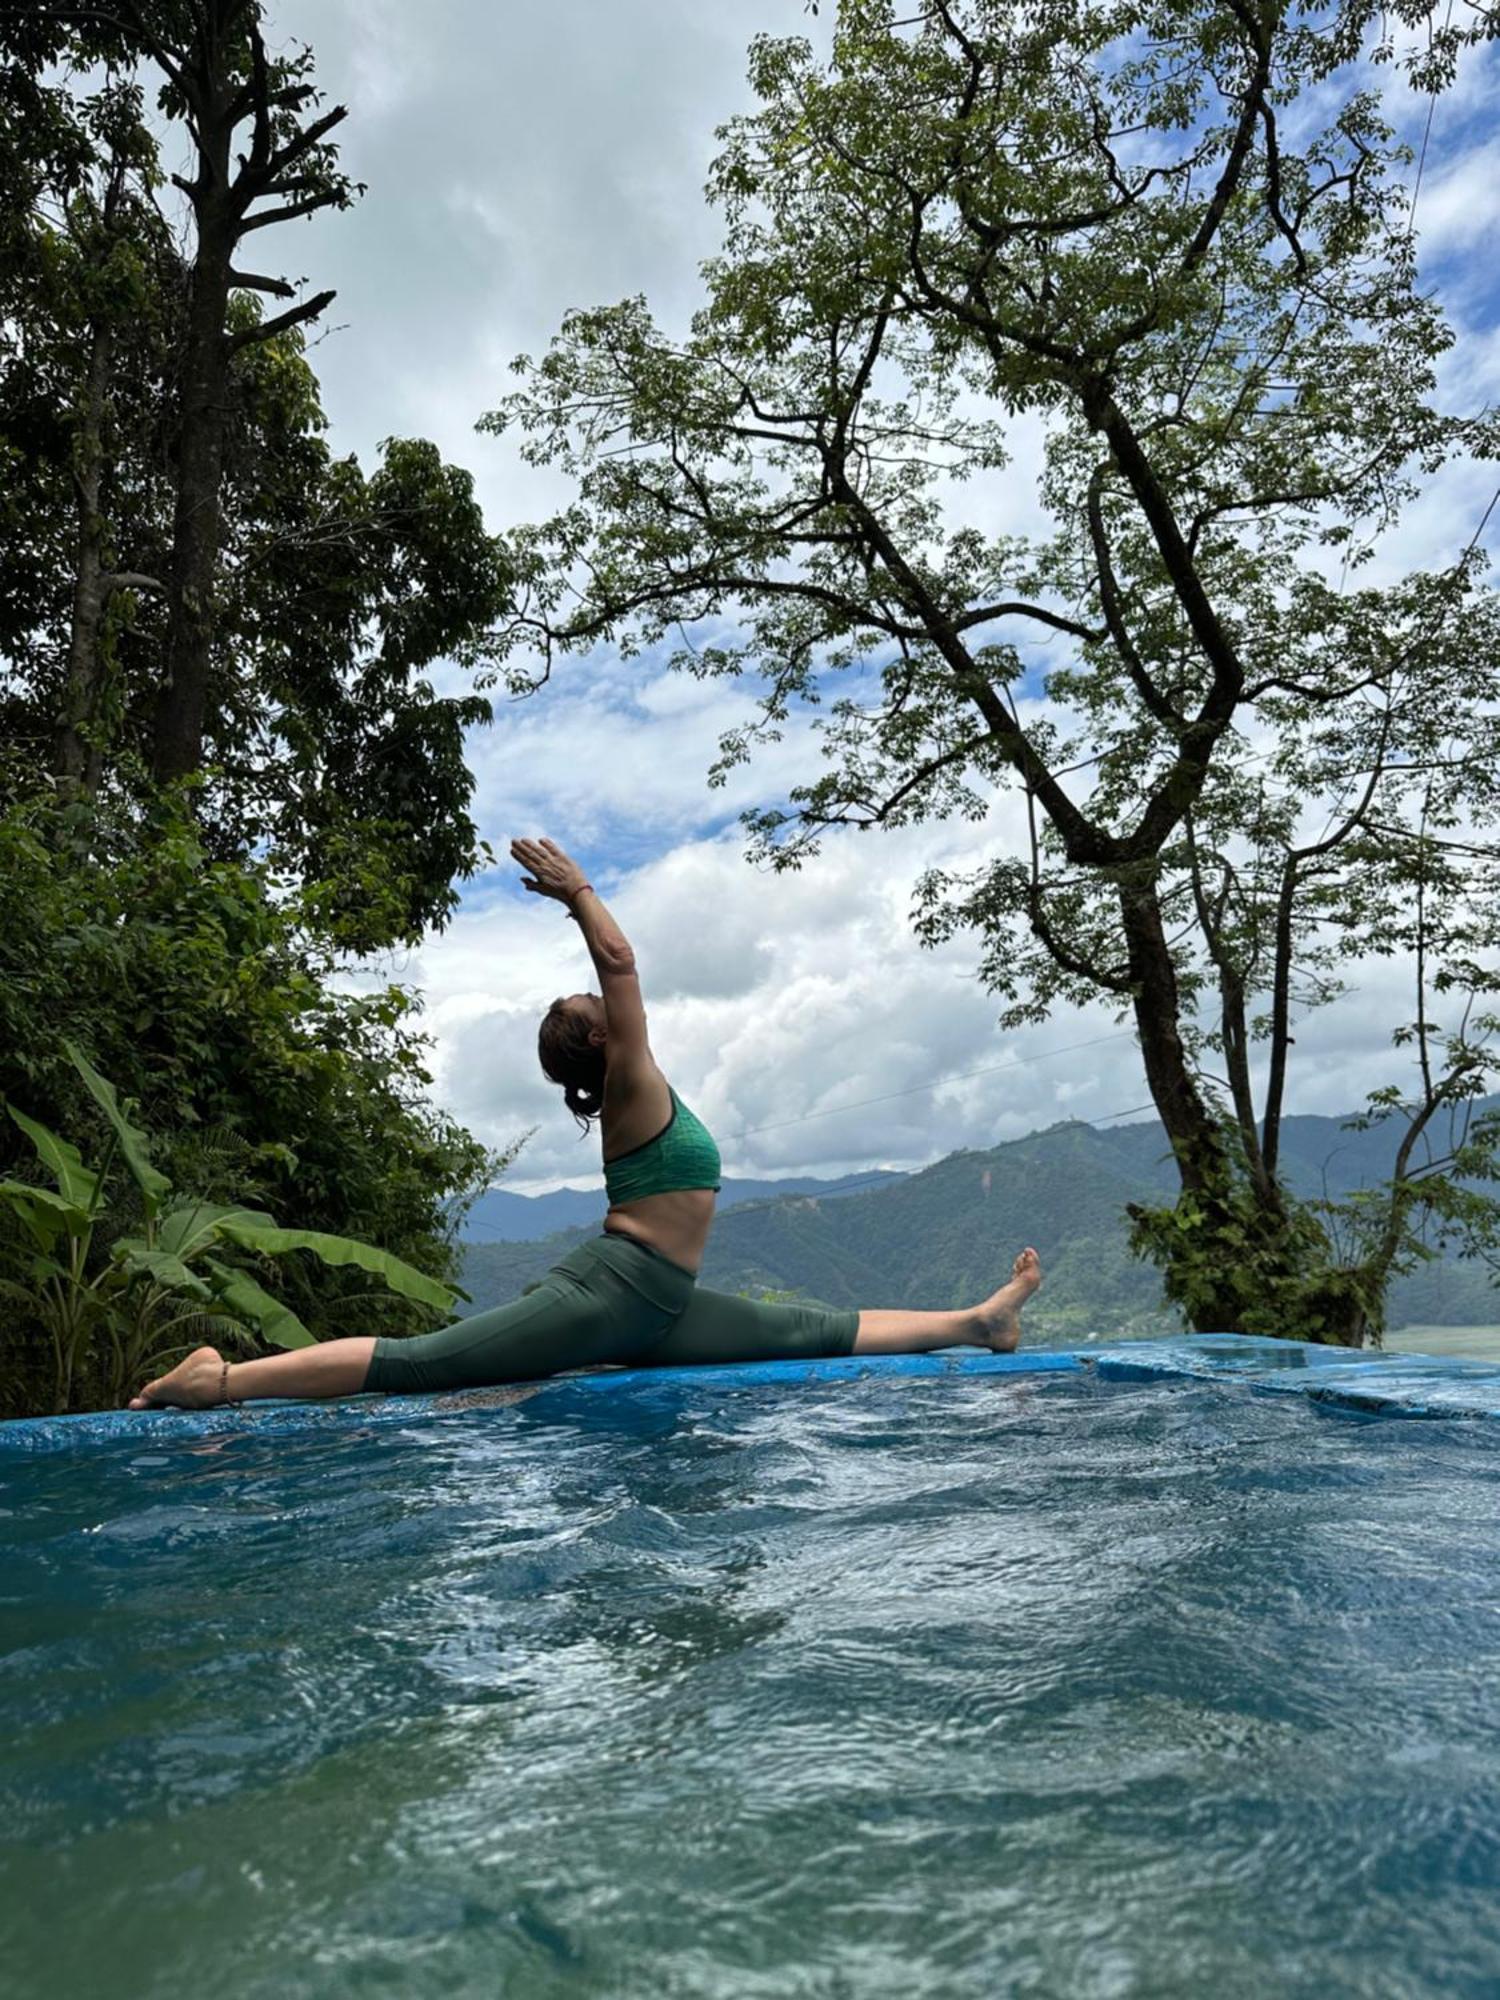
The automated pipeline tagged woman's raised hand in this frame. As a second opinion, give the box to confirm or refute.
[511,836,589,905]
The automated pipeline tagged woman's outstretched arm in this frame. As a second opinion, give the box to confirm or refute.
[511,837,651,1066]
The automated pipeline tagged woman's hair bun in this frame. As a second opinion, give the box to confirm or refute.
[538,999,607,1133]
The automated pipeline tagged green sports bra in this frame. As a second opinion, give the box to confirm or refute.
[604,1087,722,1206]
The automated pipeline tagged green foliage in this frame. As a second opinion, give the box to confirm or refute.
[0,791,514,1416]
[1127,1179,1382,1346]
[1,1042,460,1412]
[239,427,508,948]
[0,27,511,948]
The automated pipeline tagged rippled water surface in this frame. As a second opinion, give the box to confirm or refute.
[4,1373,1500,1999]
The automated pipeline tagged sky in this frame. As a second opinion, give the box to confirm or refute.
[232,0,1498,1193]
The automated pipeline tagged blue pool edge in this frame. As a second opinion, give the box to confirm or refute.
[4,1333,1500,1455]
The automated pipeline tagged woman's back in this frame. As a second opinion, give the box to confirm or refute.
[601,1067,720,1273]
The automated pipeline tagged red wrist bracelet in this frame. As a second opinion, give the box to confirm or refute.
[565,883,594,916]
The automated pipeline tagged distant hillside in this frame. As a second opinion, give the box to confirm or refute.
[1085,1101,1500,1209]
[461,1169,906,1243]
[458,1103,1500,1340]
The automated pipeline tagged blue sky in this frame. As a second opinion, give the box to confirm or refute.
[244,0,1499,1191]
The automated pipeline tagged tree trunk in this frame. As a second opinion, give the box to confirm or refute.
[56,316,114,795]
[1219,967,1283,1215]
[1115,872,1274,1331]
[154,205,234,782]
[1118,873,1227,1203]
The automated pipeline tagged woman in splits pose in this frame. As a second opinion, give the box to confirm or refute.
[130,838,1042,1411]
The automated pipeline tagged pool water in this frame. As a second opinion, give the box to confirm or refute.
[4,1371,1500,1998]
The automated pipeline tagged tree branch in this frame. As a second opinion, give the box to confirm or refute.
[226,287,336,353]
[34,3,193,98]
[238,103,349,201]
[239,193,345,233]
[228,268,295,297]
[823,451,1122,867]
[1180,2,1273,277]
[813,735,989,829]
[1257,96,1308,276]
[1087,464,1186,734]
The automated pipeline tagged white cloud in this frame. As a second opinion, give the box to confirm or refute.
[266,0,823,523]
[461,657,828,858]
[1414,136,1500,260]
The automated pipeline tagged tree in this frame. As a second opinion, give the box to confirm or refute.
[218,420,505,946]
[0,15,510,943]
[52,88,161,793]
[9,0,361,778]
[0,47,177,788]
[484,0,1500,1340]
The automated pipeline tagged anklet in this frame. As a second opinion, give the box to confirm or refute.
[219,1361,241,1408]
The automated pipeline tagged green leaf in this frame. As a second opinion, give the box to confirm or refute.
[0,1180,91,1245]
[65,1043,172,1214]
[112,1242,214,1300]
[217,1221,455,1311]
[201,1258,315,1350]
[157,1202,276,1262]
[4,1107,98,1209]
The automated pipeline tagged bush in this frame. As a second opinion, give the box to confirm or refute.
[0,790,510,1415]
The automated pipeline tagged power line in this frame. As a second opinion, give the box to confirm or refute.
[1090,1098,1159,1125]
[1407,0,1456,238]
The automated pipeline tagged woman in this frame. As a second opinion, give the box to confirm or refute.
[130,838,1041,1410]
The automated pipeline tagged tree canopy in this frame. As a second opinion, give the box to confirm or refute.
[0,3,514,939]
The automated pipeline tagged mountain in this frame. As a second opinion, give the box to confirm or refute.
[460,1169,906,1244]
[457,1103,1500,1340]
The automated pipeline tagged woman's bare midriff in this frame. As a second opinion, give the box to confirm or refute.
[603,1188,716,1273]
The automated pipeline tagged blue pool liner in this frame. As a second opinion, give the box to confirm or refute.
[4,1333,1500,1455]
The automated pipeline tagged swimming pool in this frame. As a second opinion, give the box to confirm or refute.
[4,1341,1500,1997]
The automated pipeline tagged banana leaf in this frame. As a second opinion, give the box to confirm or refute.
[201,1258,315,1350]
[112,1243,214,1299]
[157,1202,276,1262]
[216,1221,454,1312]
[66,1044,172,1213]
[4,1108,98,1209]
[0,1180,89,1247]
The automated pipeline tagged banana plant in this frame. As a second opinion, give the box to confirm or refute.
[1,1044,456,1411]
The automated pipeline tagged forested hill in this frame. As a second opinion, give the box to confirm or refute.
[459,1103,1500,1341]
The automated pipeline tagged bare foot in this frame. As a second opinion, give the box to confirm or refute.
[128,1345,227,1411]
[976,1247,1042,1354]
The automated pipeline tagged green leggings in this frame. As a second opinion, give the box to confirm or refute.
[364,1231,860,1395]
